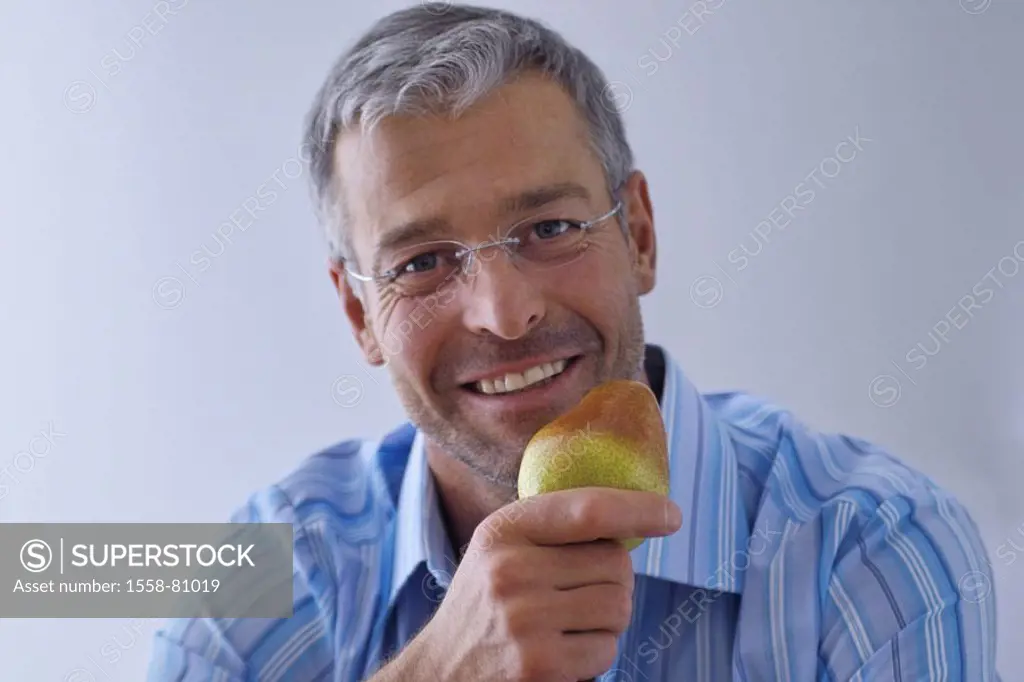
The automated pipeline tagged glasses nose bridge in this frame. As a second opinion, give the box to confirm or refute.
[458,235,521,272]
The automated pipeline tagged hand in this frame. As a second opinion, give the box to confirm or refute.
[411,487,682,682]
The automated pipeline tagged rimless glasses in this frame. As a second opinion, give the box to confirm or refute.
[343,201,624,298]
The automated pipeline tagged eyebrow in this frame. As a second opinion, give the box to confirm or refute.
[372,181,594,267]
[497,181,592,215]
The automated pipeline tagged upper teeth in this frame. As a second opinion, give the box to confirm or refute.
[476,360,568,395]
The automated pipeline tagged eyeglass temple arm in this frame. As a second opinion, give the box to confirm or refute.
[338,258,376,283]
[585,200,624,229]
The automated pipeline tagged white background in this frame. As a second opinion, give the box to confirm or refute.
[1,0,1021,678]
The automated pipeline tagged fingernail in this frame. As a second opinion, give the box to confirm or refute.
[666,501,682,528]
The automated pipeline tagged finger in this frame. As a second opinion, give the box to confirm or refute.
[498,487,681,546]
[558,630,620,681]
[556,582,634,634]
[544,540,635,591]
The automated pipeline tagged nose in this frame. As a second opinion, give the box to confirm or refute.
[459,247,545,340]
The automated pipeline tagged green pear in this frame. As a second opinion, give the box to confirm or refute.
[517,379,670,550]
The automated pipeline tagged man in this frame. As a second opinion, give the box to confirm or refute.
[148,3,1000,680]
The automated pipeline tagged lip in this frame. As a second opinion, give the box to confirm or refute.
[456,353,581,386]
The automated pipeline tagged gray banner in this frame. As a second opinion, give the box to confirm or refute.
[0,523,293,618]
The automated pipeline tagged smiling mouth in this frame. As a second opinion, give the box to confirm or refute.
[464,356,579,395]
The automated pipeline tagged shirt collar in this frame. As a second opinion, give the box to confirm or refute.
[386,346,750,607]
[630,347,749,594]
[388,428,458,605]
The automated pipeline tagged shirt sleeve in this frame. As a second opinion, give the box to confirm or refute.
[146,485,339,681]
[819,488,1000,681]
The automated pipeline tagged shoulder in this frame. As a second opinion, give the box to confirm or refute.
[147,429,414,681]
[706,392,998,677]
[704,390,975,529]
[705,390,994,600]
[231,429,413,571]
[237,436,388,528]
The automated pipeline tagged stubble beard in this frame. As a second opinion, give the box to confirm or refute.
[392,296,646,496]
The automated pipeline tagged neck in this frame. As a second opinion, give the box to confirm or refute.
[425,351,658,556]
[425,444,515,555]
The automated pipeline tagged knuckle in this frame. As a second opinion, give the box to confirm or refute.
[612,587,634,630]
[571,493,606,531]
[516,651,559,682]
[501,603,533,638]
[591,540,633,585]
[596,634,619,671]
[609,543,633,577]
[485,554,522,600]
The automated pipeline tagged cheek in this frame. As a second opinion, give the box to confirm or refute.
[548,244,632,313]
[377,297,454,385]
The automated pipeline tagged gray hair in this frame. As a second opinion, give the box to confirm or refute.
[302,2,635,264]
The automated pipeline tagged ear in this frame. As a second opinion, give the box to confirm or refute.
[328,260,388,366]
[618,170,657,295]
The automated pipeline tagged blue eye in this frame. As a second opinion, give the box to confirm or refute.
[532,219,575,239]
[401,252,439,273]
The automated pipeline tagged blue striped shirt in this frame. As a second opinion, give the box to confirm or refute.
[147,346,1000,680]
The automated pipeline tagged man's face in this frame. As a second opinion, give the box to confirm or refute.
[331,73,657,491]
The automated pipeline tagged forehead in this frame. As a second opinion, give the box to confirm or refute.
[333,73,607,254]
